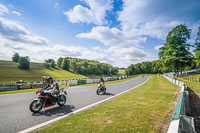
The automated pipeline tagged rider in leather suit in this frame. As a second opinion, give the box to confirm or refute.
[43,77,59,97]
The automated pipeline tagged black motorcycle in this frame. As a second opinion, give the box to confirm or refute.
[29,88,67,113]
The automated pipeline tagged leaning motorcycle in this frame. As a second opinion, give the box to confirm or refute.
[29,88,67,113]
[96,83,106,95]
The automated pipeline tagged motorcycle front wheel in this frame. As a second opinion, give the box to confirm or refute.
[96,88,100,95]
[29,100,43,113]
[57,95,66,106]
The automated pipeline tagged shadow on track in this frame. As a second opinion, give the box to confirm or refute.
[32,105,75,117]
[103,92,115,96]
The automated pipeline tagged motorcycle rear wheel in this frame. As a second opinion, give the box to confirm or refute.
[57,95,66,106]
[29,100,43,113]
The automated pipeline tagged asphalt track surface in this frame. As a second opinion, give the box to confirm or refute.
[0,76,149,133]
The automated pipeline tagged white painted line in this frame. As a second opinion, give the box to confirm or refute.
[18,77,151,133]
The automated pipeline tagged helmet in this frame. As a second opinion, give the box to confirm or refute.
[100,77,103,81]
[47,77,53,84]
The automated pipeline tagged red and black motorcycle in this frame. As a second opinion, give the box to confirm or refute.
[96,83,106,95]
[29,88,67,113]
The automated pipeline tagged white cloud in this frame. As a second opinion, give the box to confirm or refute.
[154,45,163,51]
[117,0,183,40]
[0,3,9,15]
[0,17,48,45]
[77,26,146,47]
[12,11,21,16]
[64,0,113,25]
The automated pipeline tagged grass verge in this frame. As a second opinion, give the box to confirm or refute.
[175,76,200,94]
[33,76,179,133]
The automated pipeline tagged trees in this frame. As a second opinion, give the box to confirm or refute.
[19,56,30,70]
[159,24,193,74]
[56,57,118,75]
[194,27,200,68]
[44,59,55,68]
[57,58,63,68]
[61,58,70,70]
[12,53,20,62]
[125,60,167,75]
[125,64,134,76]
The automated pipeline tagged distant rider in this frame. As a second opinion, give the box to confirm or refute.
[98,77,105,90]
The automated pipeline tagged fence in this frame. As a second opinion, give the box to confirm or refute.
[182,76,200,82]
[164,75,196,133]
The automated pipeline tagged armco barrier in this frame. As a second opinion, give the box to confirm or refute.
[78,80,86,85]
[164,75,196,133]
[0,84,18,92]
[0,75,137,91]
[68,80,78,86]
[86,79,93,84]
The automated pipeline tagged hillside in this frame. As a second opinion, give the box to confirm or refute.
[0,60,87,83]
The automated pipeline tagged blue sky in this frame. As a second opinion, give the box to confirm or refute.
[0,0,199,67]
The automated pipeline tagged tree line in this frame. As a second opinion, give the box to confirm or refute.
[56,57,118,75]
[125,60,164,75]
[126,24,200,75]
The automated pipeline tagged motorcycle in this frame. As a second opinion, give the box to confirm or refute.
[96,83,106,95]
[29,88,67,113]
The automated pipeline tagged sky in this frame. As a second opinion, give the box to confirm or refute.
[0,0,200,68]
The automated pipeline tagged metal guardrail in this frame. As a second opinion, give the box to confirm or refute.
[164,75,196,133]
[0,75,137,92]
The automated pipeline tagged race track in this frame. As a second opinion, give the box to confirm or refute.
[0,76,149,133]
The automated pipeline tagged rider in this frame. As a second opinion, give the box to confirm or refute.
[43,77,59,96]
[98,77,105,90]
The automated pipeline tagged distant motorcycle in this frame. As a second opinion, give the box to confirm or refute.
[29,88,67,113]
[96,83,106,95]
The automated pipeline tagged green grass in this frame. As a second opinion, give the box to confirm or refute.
[0,61,87,83]
[118,69,125,74]
[175,75,200,94]
[33,76,179,133]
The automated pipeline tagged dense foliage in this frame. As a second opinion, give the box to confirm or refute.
[125,60,165,75]
[19,56,30,70]
[12,53,20,62]
[57,57,118,75]
[44,59,56,68]
[61,58,70,71]
[194,27,200,68]
[159,24,193,73]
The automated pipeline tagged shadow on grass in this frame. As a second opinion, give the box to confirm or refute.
[32,105,75,117]
[188,87,200,133]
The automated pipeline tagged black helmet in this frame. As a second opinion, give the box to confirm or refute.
[100,77,103,81]
[47,77,53,84]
